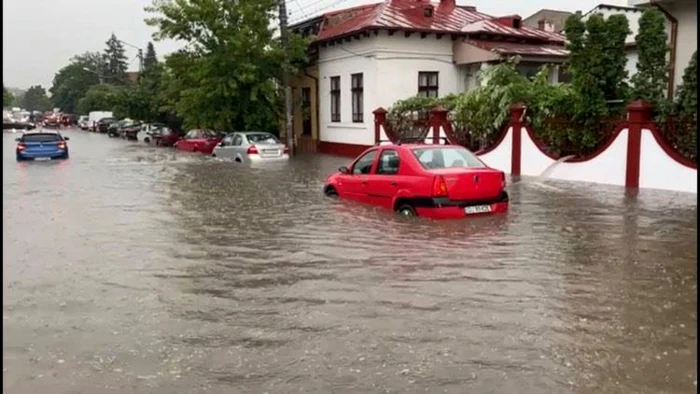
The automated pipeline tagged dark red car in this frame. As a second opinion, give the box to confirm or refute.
[151,128,181,147]
[173,129,221,154]
[323,143,509,219]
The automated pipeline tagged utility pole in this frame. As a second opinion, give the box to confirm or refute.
[278,0,295,156]
[138,48,144,73]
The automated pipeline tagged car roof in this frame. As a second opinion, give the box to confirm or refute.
[375,143,462,150]
[24,130,60,135]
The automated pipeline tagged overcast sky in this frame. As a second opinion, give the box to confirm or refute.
[3,0,627,90]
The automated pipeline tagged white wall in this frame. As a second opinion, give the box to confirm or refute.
[317,32,466,146]
[665,0,698,90]
[638,129,697,193]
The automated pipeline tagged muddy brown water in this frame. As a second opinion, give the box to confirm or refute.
[3,129,697,393]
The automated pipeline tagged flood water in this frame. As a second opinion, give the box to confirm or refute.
[3,128,697,393]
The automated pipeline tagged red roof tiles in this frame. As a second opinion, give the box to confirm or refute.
[464,39,569,57]
[312,0,566,44]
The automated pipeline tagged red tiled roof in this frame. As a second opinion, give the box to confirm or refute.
[314,0,565,44]
[464,39,569,57]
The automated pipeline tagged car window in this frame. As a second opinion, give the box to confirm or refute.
[232,135,243,146]
[246,133,280,144]
[222,135,234,146]
[412,147,485,169]
[376,149,400,175]
[184,130,197,139]
[23,133,61,142]
[201,130,218,138]
[352,150,378,175]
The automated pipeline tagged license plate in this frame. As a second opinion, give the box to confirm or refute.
[464,205,491,214]
[262,149,279,155]
[34,157,51,161]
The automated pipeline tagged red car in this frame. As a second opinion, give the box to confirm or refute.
[323,143,509,219]
[173,129,222,154]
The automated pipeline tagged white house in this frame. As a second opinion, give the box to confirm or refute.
[289,0,568,156]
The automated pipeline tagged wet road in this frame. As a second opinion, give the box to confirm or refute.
[3,128,697,393]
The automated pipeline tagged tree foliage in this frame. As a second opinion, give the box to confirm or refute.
[50,52,104,113]
[565,13,630,126]
[103,33,129,84]
[675,51,697,120]
[144,42,158,70]
[145,0,310,132]
[3,85,13,107]
[630,7,669,113]
[21,85,52,112]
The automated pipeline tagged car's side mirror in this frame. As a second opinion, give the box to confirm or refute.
[63,137,70,141]
[339,166,349,174]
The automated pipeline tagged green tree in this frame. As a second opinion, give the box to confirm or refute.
[675,51,697,120]
[50,52,104,113]
[21,85,52,112]
[3,85,14,107]
[630,7,669,113]
[76,84,122,115]
[145,0,309,132]
[144,42,158,70]
[103,33,129,84]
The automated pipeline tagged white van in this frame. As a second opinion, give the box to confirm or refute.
[88,111,113,132]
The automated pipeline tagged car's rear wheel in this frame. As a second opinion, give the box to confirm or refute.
[396,204,417,217]
[144,137,150,143]
[324,186,338,198]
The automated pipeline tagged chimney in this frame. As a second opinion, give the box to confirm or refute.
[493,15,522,29]
[438,0,456,13]
[423,4,434,18]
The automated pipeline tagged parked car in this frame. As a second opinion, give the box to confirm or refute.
[212,131,289,163]
[96,117,118,133]
[322,143,509,219]
[136,123,167,143]
[78,115,90,130]
[15,130,70,161]
[173,129,222,154]
[107,119,130,137]
[119,121,142,141]
[150,128,181,147]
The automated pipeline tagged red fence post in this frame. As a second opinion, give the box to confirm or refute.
[509,102,526,176]
[373,107,387,144]
[430,106,448,144]
[625,100,653,189]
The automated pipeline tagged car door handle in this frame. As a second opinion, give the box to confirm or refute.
[361,180,368,185]
[390,181,397,186]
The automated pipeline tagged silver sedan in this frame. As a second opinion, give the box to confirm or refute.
[211,132,290,163]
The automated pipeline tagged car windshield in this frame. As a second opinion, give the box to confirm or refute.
[411,147,485,169]
[246,133,279,144]
[23,133,61,142]
[101,118,116,123]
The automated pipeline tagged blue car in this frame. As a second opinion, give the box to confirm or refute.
[16,131,70,161]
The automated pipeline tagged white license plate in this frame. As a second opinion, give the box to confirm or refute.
[34,157,52,161]
[262,149,279,155]
[464,205,491,214]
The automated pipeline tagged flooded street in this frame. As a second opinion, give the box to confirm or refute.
[3,128,697,393]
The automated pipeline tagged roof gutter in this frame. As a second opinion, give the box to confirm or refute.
[650,1,678,99]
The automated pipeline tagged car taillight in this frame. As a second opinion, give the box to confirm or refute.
[17,143,26,151]
[501,172,506,189]
[432,175,448,197]
[246,145,258,155]
[57,141,66,149]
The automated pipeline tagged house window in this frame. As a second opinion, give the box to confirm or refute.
[351,73,363,123]
[418,72,439,98]
[330,76,340,122]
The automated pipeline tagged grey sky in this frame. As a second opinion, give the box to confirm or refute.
[3,0,627,90]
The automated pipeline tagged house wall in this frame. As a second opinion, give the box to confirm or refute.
[317,32,467,147]
[664,0,697,90]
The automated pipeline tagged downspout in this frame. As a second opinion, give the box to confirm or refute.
[651,1,678,99]
[304,69,319,149]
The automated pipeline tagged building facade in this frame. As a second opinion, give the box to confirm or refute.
[288,0,568,155]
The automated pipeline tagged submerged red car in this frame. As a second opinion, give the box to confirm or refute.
[174,129,221,154]
[323,143,509,219]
